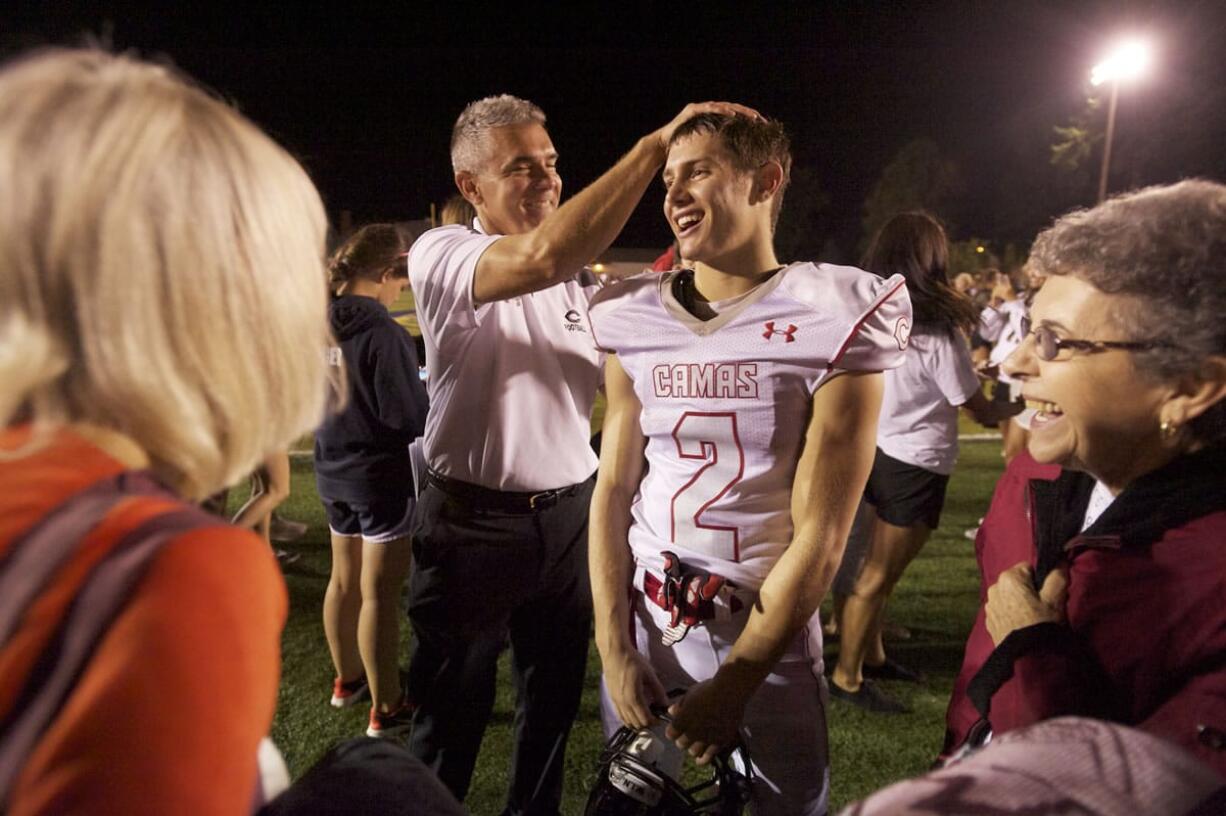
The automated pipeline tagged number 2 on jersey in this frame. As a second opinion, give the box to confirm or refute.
[670,412,745,561]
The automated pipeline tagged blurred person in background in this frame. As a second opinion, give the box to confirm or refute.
[977,268,1031,462]
[316,224,428,739]
[231,451,298,563]
[829,212,1019,714]
[439,193,476,227]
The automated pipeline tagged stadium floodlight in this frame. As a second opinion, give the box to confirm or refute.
[1090,37,1153,202]
[1090,39,1152,87]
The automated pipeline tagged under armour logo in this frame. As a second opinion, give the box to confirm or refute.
[763,321,798,342]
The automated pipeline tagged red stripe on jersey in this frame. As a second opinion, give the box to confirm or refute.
[827,279,906,370]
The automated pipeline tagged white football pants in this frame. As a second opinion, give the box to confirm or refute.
[599,592,831,816]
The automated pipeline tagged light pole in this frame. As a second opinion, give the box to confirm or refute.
[1090,39,1152,203]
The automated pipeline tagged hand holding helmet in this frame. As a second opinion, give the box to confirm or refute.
[585,700,754,815]
[665,678,750,766]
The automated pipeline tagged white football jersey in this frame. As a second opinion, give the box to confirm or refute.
[588,263,911,590]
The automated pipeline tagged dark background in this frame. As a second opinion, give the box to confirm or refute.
[6,1,1225,261]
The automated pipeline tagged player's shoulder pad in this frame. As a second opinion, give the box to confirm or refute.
[818,265,912,370]
[588,272,659,312]
[587,273,663,353]
[777,262,901,313]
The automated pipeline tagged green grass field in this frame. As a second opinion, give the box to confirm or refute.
[249,437,1003,814]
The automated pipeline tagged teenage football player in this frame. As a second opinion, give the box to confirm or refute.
[587,112,913,814]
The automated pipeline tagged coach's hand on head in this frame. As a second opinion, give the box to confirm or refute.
[467,101,759,304]
[647,101,764,153]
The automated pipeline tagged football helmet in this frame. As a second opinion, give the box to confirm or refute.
[584,720,754,815]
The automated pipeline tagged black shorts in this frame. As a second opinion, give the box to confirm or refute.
[321,493,415,543]
[863,448,950,530]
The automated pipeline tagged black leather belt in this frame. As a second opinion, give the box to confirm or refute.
[423,469,585,514]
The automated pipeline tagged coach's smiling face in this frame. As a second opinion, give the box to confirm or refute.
[459,122,561,236]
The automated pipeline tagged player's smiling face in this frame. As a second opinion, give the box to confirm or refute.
[663,131,759,266]
[470,122,561,235]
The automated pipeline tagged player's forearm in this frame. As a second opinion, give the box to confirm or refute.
[714,532,844,696]
[590,482,639,658]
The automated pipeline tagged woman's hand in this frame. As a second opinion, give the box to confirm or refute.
[986,562,1069,645]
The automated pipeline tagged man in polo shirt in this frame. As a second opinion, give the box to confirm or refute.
[405,95,756,814]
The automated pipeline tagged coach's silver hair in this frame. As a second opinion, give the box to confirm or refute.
[450,94,547,174]
[1028,178,1226,441]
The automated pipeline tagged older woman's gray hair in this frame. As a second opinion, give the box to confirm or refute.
[1028,179,1226,442]
[450,94,546,175]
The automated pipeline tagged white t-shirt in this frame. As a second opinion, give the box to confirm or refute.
[588,263,911,590]
[876,327,981,475]
[408,220,601,491]
[979,298,1028,395]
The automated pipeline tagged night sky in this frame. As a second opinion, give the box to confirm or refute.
[7,2,1226,260]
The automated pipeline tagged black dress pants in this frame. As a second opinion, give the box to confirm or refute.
[405,476,594,816]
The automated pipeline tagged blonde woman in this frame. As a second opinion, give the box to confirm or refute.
[0,49,333,813]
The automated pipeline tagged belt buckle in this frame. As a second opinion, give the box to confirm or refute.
[528,490,556,511]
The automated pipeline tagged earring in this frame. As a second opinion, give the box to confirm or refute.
[1160,419,1179,440]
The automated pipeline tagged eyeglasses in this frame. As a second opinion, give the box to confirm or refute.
[1021,316,1177,362]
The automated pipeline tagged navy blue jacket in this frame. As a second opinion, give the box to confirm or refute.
[314,294,428,503]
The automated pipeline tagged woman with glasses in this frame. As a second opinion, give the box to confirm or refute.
[941,180,1226,775]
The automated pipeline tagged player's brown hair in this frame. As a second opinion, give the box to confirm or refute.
[668,113,792,230]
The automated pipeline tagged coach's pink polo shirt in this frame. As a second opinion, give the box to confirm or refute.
[408,220,601,492]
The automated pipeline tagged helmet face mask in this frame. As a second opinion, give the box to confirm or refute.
[584,724,753,816]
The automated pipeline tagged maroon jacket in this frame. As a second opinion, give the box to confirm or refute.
[943,445,1226,776]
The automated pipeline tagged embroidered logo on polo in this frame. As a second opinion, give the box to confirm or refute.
[563,309,587,333]
[763,321,798,342]
[894,316,911,350]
